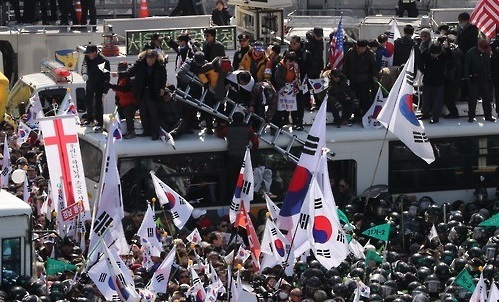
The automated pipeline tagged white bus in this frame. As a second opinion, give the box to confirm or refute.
[0,190,33,284]
[78,115,499,212]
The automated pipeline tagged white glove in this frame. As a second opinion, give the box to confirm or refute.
[82,74,88,81]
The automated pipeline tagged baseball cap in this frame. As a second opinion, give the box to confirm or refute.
[84,45,98,53]
[253,41,264,52]
[238,33,250,41]
[357,39,369,47]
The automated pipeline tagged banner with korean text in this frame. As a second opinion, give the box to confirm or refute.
[39,115,91,219]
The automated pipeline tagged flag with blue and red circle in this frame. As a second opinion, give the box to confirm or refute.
[229,147,254,223]
[278,101,327,241]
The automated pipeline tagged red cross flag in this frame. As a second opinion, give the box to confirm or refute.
[39,116,91,219]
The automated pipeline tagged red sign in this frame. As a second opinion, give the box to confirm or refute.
[61,202,83,221]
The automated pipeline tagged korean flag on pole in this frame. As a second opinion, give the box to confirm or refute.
[137,204,163,256]
[307,177,349,269]
[148,246,176,294]
[151,172,193,229]
[230,147,254,223]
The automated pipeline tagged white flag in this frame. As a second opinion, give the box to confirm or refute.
[265,194,280,222]
[377,50,435,164]
[362,87,386,129]
[148,246,176,294]
[186,265,207,302]
[261,218,291,265]
[88,121,129,258]
[349,237,365,259]
[487,281,499,302]
[88,258,120,301]
[17,121,33,145]
[186,228,203,245]
[428,224,439,241]
[278,100,327,241]
[308,177,349,269]
[205,263,225,302]
[57,89,72,115]
[1,136,11,188]
[234,245,251,263]
[101,242,141,302]
[308,77,329,94]
[228,267,242,302]
[137,204,163,256]
[40,181,55,217]
[470,272,487,302]
[159,127,176,149]
[150,172,193,229]
[381,21,401,68]
[230,147,254,223]
[25,94,44,127]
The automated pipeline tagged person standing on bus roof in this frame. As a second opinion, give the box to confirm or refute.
[463,39,495,123]
[143,33,166,57]
[170,0,196,16]
[81,45,110,133]
[58,0,77,25]
[166,32,196,71]
[396,0,419,17]
[113,50,167,140]
[81,0,97,27]
[216,111,259,199]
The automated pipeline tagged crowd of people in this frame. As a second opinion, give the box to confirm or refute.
[2,115,499,302]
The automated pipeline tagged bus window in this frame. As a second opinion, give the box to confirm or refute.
[80,139,103,183]
[119,152,228,212]
[38,88,70,116]
[389,135,499,193]
[75,87,86,112]
[2,238,22,281]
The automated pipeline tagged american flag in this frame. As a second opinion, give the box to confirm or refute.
[328,16,345,70]
[470,0,499,39]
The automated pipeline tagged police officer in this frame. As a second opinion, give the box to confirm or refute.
[233,33,251,70]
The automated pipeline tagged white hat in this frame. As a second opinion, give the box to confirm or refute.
[192,209,207,219]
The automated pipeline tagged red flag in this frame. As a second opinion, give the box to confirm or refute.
[470,0,499,38]
[234,203,261,272]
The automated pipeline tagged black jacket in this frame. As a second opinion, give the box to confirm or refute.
[421,46,454,86]
[393,36,415,66]
[457,23,479,55]
[211,8,231,26]
[342,47,377,83]
[305,30,325,78]
[203,40,226,62]
[82,53,110,93]
[121,57,167,102]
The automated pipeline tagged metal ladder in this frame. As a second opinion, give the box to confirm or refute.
[173,71,312,163]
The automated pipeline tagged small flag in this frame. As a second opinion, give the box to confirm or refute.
[487,281,499,302]
[365,249,383,264]
[428,224,439,241]
[186,228,203,244]
[362,223,390,242]
[479,213,499,227]
[159,127,176,149]
[45,258,77,275]
[470,272,487,302]
[455,268,476,292]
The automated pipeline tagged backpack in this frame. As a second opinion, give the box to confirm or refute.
[219,56,232,73]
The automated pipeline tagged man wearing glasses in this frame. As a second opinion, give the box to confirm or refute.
[233,33,252,69]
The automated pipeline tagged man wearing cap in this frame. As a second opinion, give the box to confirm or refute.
[305,27,325,80]
[239,41,269,82]
[167,33,196,71]
[463,39,495,123]
[81,45,111,133]
[233,33,251,70]
[203,28,226,62]
[143,33,166,57]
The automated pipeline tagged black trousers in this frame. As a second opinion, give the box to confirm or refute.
[81,0,96,25]
[468,77,493,118]
[85,89,104,126]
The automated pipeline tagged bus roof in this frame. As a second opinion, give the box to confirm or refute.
[78,115,498,157]
[0,190,32,216]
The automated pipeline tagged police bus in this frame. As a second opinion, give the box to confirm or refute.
[78,114,499,212]
[0,190,33,284]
